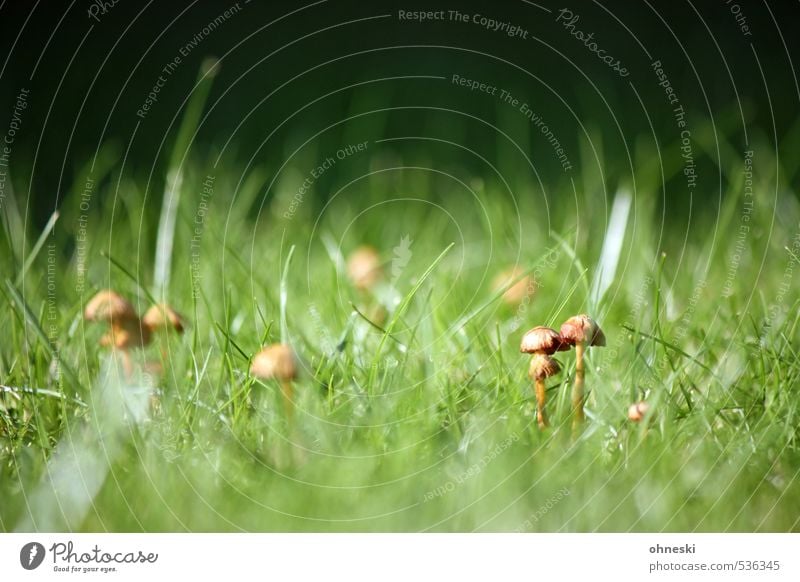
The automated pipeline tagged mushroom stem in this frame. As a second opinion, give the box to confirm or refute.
[572,342,585,428]
[534,377,549,429]
[280,380,294,421]
[117,349,133,380]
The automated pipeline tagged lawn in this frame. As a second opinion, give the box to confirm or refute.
[2,71,800,534]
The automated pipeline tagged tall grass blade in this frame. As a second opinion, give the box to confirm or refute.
[280,245,296,344]
[14,358,150,531]
[591,189,632,310]
[153,59,219,296]
[3,280,79,387]
[15,211,59,286]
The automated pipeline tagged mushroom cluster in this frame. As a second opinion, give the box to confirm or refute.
[519,314,605,430]
[84,290,185,376]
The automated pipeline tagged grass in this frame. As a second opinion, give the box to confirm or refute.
[1,104,800,533]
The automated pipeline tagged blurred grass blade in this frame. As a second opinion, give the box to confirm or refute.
[100,250,158,306]
[623,324,715,375]
[591,189,632,310]
[1,384,87,407]
[369,242,454,388]
[280,245,296,344]
[3,279,79,387]
[15,358,149,531]
[215,322,249,361]
[0,176,26,266]
[15,211,59,286]
[153,58,219,296]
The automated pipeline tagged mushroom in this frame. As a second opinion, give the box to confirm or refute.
[628,401,650,422]
[528,354,562,428]
[98,319,151,351]
[85,290,149,376]
[250,343,297,419]
[142,303,185,334]
[520,326,568,428]
[142,303,185,362]
[492,266,534,306]
[560,314,605,428]
[347,245,383,291]
[84,289,137,326]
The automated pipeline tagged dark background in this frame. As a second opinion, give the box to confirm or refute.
[1,0,798,227]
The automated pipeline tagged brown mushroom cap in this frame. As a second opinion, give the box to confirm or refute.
[347,246,383,291]
[628,401,650,422]
[142,303,185,333]
[528,353,561,381]
[520,326,569,355]
[560,314,606,347]
[84,290,137,324]
[99,318,151,350]
[492,266,533,306]
[250,344,297,382]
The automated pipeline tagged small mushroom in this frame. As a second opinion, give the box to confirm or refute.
[492,266,534,306]
[520,326,568,428]
[628,401,650,422]
[84,289,137,326]
[250,343,297,419]
[99,319,151,350]
[85,290,148,376]
[142,303,186,362]
[528,354,561,428]
[142,303,185,334]
[347,245,383,291]
[560,314,605,429]
[520,326,569,355]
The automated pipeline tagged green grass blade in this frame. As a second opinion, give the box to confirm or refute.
[280,244,296,345]
[153,59,219,296]
[3,280,80,387]
[15,211,59,286]
[368,242,454,390]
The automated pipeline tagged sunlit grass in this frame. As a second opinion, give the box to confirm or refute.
[1,116,799,532]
